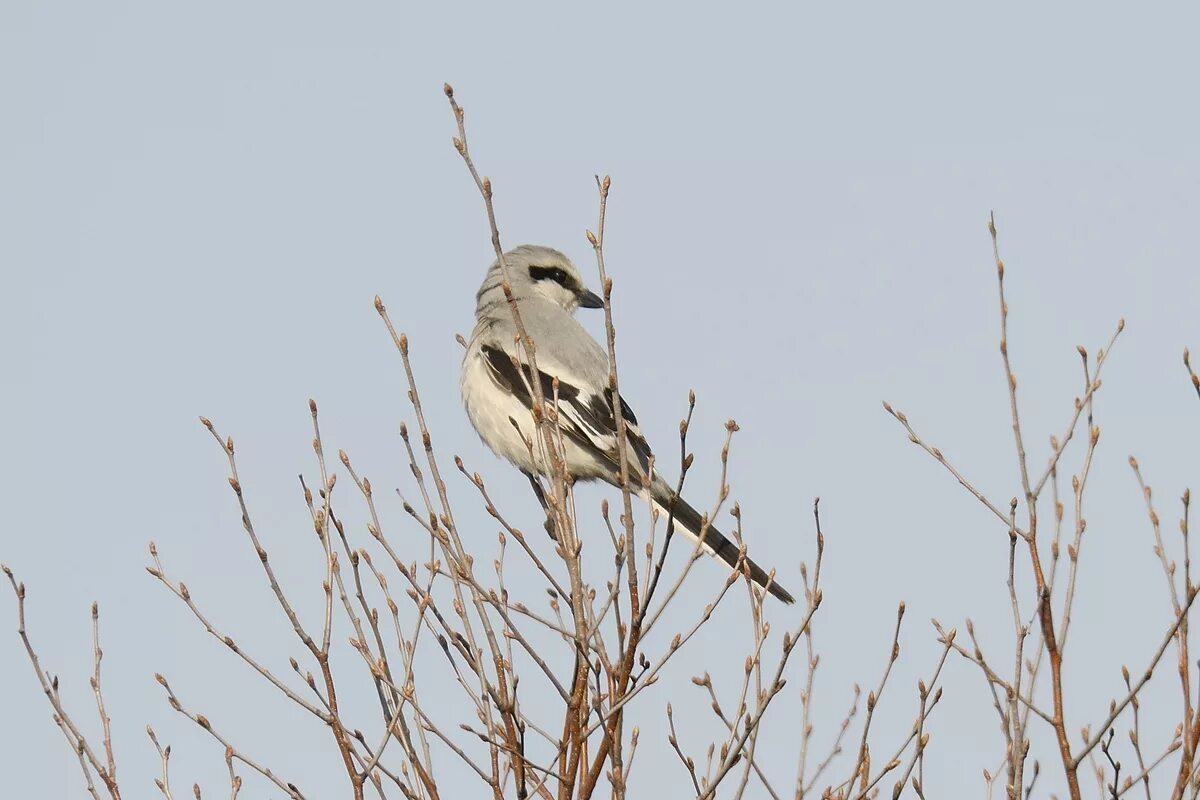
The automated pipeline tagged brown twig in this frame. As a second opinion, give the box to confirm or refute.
[845,603,906,797]
[155,673,304,799]
[1184,348,1200,403]
[1074,585,1199,767]
[147,726,175,800]
[3,564,120,799]
[91,602,118,791]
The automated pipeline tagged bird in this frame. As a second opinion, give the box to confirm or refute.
[460,244,794,604]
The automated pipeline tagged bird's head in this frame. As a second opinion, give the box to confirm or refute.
[479,245,604,314]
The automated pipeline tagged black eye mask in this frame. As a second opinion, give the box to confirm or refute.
[528,264,603,308]
[528,265,572,286]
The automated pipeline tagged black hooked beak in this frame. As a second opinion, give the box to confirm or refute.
[578,289,605,309]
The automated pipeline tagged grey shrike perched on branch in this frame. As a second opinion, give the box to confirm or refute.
[461,244,795,604]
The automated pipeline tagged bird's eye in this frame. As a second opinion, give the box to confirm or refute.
[529,265,571,287]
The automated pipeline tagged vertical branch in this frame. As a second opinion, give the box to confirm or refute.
[845,603,905,797]
[442,84,560,513]
[890,219,1132,800]
[730,565,775,800]
[586,176,639,612]
[1122,666,1153,800]
[197,415,363,798]
[1006,501,1028,799]
[1184,349,1200,403]
[1129,457,1199,800]
[639,393,696,615]
[375,311,511,798]
[990,213,1080,800]
[578,175,645,800]
[991,213,1033,506]
[1055,349,1103,652]
[794,500,826,797]
[3,565,120,800]
[91,602,118,791]
[441,85,583,798]
[147,727,175,800]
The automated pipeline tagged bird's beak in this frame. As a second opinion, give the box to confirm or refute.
[578,289,604,309]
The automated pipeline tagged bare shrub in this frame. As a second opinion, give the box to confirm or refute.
[4,88,1198,800]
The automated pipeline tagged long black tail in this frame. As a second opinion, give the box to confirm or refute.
[650,478,795,604]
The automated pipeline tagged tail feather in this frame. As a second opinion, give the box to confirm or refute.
[650,478,795,604]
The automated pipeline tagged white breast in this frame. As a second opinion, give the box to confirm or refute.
[460,346,620,483]
[461,349,544,474]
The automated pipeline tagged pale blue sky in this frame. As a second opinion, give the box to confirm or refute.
[3,2,1200,797]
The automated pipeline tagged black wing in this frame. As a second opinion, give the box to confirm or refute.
[481,344,653,478]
